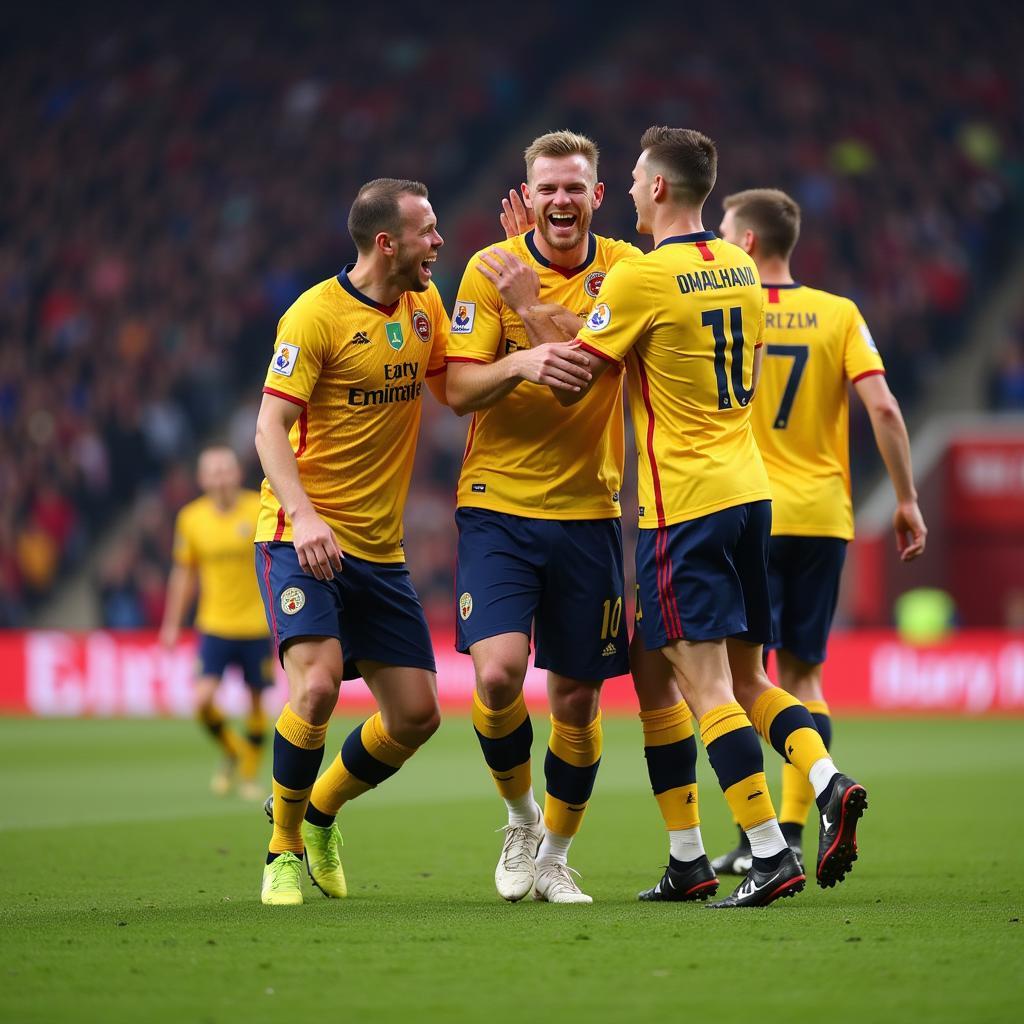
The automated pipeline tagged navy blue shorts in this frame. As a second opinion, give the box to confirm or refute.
[635,500,774,649]
[766,535,847,665]
[196,634,274,690]
[255,542,436,681]
[454,508,628,681]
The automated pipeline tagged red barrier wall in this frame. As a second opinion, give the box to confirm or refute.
[1,629,1022,717]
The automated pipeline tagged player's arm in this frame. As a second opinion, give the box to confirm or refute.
[853,373,927,561]
[159,563,197,647]
[549,347,615,407]
[254,393,343,581]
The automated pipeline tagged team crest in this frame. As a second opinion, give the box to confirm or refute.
[271,342,300,377]
[412,309,432,343]
[451,302,476,334]
[584,271,606,299]
[459,592,473,620]
[587,303,611,332]
[385,322,405,351]
[281,587,305,615]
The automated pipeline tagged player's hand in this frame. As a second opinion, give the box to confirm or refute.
[526,302,585,341]
[291,507,344,581]
[894,500,927,562]
[475,248,540,316]
[158,623,179,649]
[512,342,591,391]
[499,185,535,239]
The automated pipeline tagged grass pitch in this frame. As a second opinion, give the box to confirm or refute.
[1,715,1021,1024]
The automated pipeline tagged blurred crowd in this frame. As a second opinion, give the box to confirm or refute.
[1,4,1021,627]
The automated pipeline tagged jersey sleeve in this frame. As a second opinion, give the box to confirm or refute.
[445,256,504,364]
[171,507,197,568]
[575,259,652,363]
[426,286,449,377]
[262,300,330,406]
[842,302,886,382]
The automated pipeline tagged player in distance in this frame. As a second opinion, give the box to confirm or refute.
[254,178,449,906]
[550,126,870,908]
[160,445,272,800]
[446,131,641,904]
[707,188,926,875]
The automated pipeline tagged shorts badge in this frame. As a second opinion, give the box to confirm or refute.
[584,271,606,299]
[412,309,432,342]
[459,592,473,620]
[281,587,306,615]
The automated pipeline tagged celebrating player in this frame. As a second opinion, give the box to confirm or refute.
[707,188,925,875]
[254,178,448,906]
[446,131,641,904]
[160,445,272,800]
[557,127,869,908]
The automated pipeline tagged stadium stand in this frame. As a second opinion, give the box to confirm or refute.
[2,3,1020,627]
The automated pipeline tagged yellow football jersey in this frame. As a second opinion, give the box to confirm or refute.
[575,231,770,528]
[448,230,641,519]
[750,283,885,540]
[255,269,448,562]
[173,490,268,638]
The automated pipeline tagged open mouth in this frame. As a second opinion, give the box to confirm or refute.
[547,211,578,230]
[421,254,437,277]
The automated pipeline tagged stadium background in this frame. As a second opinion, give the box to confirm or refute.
[1,4,1022,1023]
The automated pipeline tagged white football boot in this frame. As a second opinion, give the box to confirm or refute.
[532,860,593,904]
[494,812,545,901]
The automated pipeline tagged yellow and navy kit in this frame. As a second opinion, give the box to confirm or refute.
[255,268,448,562]
[575,231,770,528]
[447,230,641,519]
[750,283,885,540]
[172,490,268,639]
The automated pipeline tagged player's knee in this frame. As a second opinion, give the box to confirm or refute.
[293,667,340,718]
[391,700,441,748]
[550,683,600,726]
[475,661,526,710]
[732,672,769,711]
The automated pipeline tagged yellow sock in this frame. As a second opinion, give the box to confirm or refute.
[197,704,245,760]
[240,708,268,781]
[749,687,831,779]
[268,704,328,856]
[472,691,533,801]
[640,701,699,830]
[309,713,416,818]
[544,713,602,837]
[699,702,776,830]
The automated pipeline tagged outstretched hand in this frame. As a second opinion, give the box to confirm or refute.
[499,185,535,239]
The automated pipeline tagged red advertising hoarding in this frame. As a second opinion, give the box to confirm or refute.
[0,629,1022,717]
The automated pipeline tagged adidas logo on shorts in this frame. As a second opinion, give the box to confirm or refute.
[601,642,617,657]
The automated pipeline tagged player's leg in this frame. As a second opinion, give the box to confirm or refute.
[194,634,246,794]
[631,633,717,902]
[237,639,273,800]
[455,509,544,900]
[529,517,627,904]
[727,522,865,889]
[636,509,802,909]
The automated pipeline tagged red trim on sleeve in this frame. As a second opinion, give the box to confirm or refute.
[425,366,447,377]
[576,341,620,365]
[274,507,286,542]
[767,287,780,304]
[851,369,886,384]
[263,386,307,409]
[444,356,488,364]
[755,342,764,349]
[696,241,715,262]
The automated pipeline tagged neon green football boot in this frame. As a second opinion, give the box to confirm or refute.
[301,820,348,898]
[261,851,304,905]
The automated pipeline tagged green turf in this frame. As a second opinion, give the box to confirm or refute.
[1,716,1021,1024]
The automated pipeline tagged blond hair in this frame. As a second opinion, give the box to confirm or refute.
[523,130,599,183]
[722,188,801,259]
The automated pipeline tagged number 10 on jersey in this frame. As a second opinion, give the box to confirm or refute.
[703,306,754,411]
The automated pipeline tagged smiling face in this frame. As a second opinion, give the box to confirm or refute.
[628,151,657,236]
[388,194,443,292]
[526,154,604,253]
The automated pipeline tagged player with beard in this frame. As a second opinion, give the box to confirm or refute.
[255,178,449,905]
[446,131,640,904]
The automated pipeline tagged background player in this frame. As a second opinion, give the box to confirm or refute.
[709,188,926,874]
[160,445,271,800]
[254,178,448,905]
[559,127,869,907]
[446,131,640,904]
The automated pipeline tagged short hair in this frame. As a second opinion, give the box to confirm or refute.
[348,178,429,253]
[722,188,801,259]
[639,126,717,207]
[524,130,599,183]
